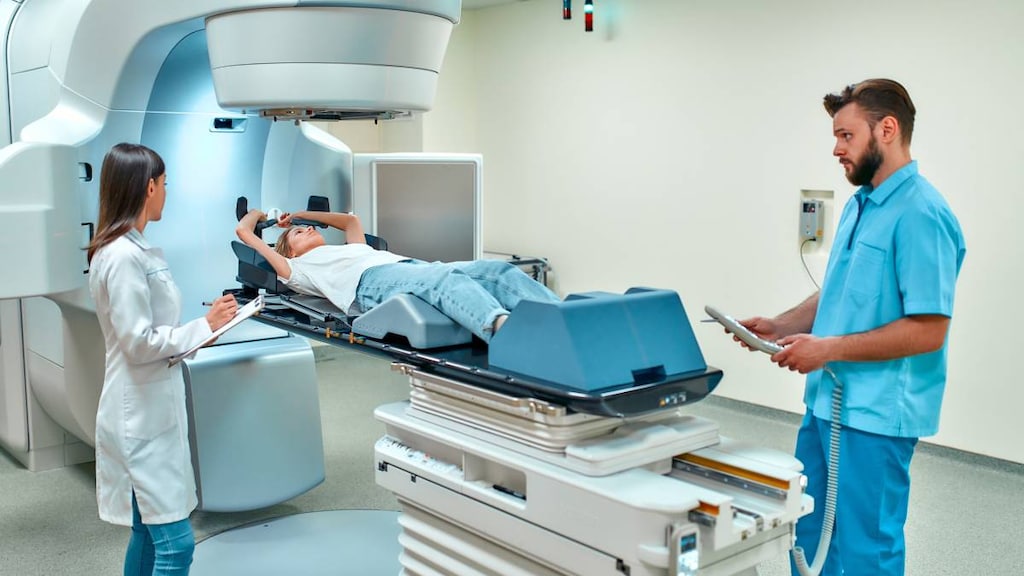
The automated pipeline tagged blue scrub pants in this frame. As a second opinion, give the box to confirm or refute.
[125,492,195,576]
[791,412,917,576]
[356,259,560,342]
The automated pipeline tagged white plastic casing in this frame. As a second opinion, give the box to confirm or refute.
[0,142,82,299]
[206,6,455,112]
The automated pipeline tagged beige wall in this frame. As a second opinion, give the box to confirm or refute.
[422,9,479,153]
[319,119,379,153]
[420,0,1024,463]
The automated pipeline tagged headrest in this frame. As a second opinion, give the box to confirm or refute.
[232,241,290,294]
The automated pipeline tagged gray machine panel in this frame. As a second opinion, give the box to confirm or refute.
[183,336,325,512]
[374,160,479,263]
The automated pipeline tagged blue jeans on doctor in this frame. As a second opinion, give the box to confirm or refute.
[355,259,560,342]
[125,492,194,576]
[791,413,917,576]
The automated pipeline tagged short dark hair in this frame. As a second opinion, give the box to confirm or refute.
[823,79,916,146]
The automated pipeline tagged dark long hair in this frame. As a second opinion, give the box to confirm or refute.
[86,143,165,263]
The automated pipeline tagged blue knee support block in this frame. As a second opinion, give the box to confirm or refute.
[352,294,473,349]
[489,287,707,392]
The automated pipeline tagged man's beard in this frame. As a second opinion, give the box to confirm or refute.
[847,136,884,186]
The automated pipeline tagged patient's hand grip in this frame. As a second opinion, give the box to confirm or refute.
[290,217,326,228]
[235,196,249,221]
[255,218,278,232]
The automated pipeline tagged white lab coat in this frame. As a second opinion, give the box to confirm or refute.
[88,229,212,526]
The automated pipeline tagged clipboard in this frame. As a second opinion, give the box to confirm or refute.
[169,295,265,367]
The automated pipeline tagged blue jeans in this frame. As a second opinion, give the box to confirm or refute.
[355,259,560,341]
[125,492,195,576]
[791,413,917,576]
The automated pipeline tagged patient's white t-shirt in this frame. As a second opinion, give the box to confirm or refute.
[281,244,407,314]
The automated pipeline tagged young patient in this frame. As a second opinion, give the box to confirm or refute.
[236,209,560,342]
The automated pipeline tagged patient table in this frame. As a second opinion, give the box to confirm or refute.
[229,243,811,575]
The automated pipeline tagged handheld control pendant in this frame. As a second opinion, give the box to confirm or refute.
[704,305,784,354]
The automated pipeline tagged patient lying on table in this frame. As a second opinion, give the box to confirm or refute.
[236,209,560,342]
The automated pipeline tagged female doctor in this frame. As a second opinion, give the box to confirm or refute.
[86,143,237,576]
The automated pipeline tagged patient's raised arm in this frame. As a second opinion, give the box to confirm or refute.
[236,209,293,280]
[279,210,366,246]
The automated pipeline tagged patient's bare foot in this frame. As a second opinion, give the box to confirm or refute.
[493,314,509,334]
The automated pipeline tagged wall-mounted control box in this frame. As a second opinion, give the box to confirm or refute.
[800,199,824,240]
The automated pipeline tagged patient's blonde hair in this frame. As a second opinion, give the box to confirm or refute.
[274,226,296,258]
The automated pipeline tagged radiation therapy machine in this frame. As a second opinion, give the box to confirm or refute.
[1,1,811,573]
[0,0,463,510]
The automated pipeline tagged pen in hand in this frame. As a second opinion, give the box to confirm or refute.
[204,294,239,307]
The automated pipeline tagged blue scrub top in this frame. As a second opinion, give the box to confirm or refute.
[809,161,966,438]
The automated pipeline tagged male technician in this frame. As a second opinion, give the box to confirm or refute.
[739,79,966,575]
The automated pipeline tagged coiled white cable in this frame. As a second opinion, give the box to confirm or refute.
[792,365,842,576]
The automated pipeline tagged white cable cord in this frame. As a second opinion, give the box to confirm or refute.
[800,238,821,291]
[792,365,842,576]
